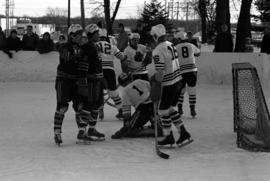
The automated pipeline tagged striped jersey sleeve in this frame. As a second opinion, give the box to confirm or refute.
[153,49,165,71]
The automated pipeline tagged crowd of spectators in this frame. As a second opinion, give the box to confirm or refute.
[0,25,66,58]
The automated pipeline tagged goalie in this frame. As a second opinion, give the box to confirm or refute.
[111,73,162,139]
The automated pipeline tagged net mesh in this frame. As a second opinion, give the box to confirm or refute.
[232,63,270,151]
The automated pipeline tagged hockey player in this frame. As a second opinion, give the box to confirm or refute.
[122,33,152,81]
[174,32,200,117]
[77,24,105,142]
[53,24,84,146]
[150,24,193,147]
[111,73,162,139]
[96,28,126,120]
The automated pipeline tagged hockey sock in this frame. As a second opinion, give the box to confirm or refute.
[76,112,88,130]
[88,109,98,128]
[160,115,172,136]
[178,93,184,107]
[79,109,90,129]
[170,110,183,132]
[109,90,122,110]
[54,111,64,133]
[189,94,196,107]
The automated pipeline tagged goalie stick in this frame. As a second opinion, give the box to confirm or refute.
[153,102,170,159]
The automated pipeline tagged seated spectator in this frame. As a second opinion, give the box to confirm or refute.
[55,34,66,51]
[37,32,55,54]
[6,29,22,51]
[244,37,254,52]
[0,32,12,58]
[22,25,39,50]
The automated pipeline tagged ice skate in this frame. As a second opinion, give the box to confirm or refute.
[87,127,105,141]
[190,105,196,118]
[176,128,193,147]
[54,133,63,146]
[76,129,91,145]
[98,108,104,121]
[157,131,175,147]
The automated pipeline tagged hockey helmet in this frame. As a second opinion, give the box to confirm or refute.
[150,24,166,41]
[85,24,99,35]
[118,73,132,87]
[99,28,107,38]
[68,24,83,36]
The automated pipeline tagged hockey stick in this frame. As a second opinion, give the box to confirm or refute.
[153,102,170,159]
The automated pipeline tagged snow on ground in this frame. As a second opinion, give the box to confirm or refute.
[1,82,270,181]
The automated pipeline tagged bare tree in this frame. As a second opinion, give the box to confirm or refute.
[81,0,85,28]
[215,0,230,33]
[234,0,253,52]
[88,0,122,35]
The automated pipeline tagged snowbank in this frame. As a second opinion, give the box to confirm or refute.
[0,50,270,84]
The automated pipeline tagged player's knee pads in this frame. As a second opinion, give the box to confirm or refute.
[187,86,196,95]
[57,107,68,114]
[158,109,170,117]
[108,90,119,98]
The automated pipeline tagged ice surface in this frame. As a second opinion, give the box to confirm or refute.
[1,82,270,181]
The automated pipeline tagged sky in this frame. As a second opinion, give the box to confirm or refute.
[0,0,148,19]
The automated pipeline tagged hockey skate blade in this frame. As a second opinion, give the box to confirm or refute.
[76,140,91,145]
[177,139,194,148]
[89,137,105,141]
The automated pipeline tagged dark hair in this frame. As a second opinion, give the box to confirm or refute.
[11,29,17,34]
[27,25,33,29]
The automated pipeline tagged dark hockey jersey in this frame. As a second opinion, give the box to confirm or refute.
[57,42,81,78]
[78,41,103,79]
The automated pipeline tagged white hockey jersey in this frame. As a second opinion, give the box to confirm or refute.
[175,42,200,74]
[96,41,124,70]
[123,44,148,74]
[122,79,151,109]
[152,41,181,86]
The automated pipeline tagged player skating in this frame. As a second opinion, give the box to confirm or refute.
[150,24,193,147]
[96,28,127,120]
[77,24,105,143]
[53,24,84,146]
[111,73,162,139]
[174,32,200,118]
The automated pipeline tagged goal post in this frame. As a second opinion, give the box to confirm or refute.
[232,62,270,152]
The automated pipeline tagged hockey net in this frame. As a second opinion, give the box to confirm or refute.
[232,62,270,151]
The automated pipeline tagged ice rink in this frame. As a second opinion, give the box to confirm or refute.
[1,82,270,181]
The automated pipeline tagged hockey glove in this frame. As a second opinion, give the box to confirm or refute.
[134,51,144,62]
[142,51,152,66]
[77,78,88,97]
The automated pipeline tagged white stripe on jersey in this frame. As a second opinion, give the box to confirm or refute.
[122,79,150,108]
[96,41,123,70]
[175,42,200,74]
[152,41,182,86]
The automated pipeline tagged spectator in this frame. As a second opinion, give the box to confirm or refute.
[117,23,129,52]
[260,26,270,54]
[37,32,54,54]
[0,33,12,58]
[0,26,4,37]
[55,34,66,51]
[22,25,39,50]
[6,29,22,51]
[186,31,199,48]
[214,24,233,52]
[244,37,254,52]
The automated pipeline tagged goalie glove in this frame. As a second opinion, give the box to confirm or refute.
[134,51,144,62]
[77,78,88,97]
